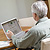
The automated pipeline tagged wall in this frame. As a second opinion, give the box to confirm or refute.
[0,0,36,29]
[0,0,19,29]
[16,0,37,18]
[16,0,27,18]
[24,0,36,17]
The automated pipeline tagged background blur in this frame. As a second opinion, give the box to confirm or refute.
[0,0,50,29]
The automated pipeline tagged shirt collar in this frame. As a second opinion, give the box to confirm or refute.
[39,17,48,22]
[36,17,48,25]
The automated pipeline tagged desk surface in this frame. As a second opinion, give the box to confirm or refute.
[0,29,15,49]
[0,26,31,49]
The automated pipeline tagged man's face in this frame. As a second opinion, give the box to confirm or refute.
[32,13,39,21]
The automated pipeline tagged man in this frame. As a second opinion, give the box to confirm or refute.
[6,1,50,50]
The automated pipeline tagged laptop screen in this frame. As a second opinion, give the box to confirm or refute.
[1,18,22,39]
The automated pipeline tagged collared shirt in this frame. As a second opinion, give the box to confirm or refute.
[11,17,50,49]
[36,17,48,25]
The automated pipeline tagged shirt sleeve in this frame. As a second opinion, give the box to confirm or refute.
[11,35,17,46]
[11,26,43,48]
[11,28,36,48]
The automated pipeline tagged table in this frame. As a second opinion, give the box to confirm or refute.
[0,26,31,50]
[0,29,16,50]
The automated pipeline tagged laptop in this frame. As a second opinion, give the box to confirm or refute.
[1,17,25,40]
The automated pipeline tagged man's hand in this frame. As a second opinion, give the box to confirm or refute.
[6,30,14,39]
[25,29,30,33]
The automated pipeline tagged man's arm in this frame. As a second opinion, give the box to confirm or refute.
[11,30,35,48]
[6,28,39,48]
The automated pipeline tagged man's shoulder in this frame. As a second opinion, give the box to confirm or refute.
[30,19,50,32]
[30,25,41,32]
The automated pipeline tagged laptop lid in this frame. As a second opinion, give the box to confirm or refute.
[1,17,22,39]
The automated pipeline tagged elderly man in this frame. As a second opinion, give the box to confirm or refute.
[6,1,50,50]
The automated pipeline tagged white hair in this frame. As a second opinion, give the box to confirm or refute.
[31,1,48,18]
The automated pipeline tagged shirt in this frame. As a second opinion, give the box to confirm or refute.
[11,17,50,49]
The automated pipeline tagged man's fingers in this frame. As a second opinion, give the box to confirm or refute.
[6,30,14,39]
[6,32,9,35]
[8,30,13,33]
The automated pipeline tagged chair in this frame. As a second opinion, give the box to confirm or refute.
[41,38,50,50]
[19,17,36,27]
